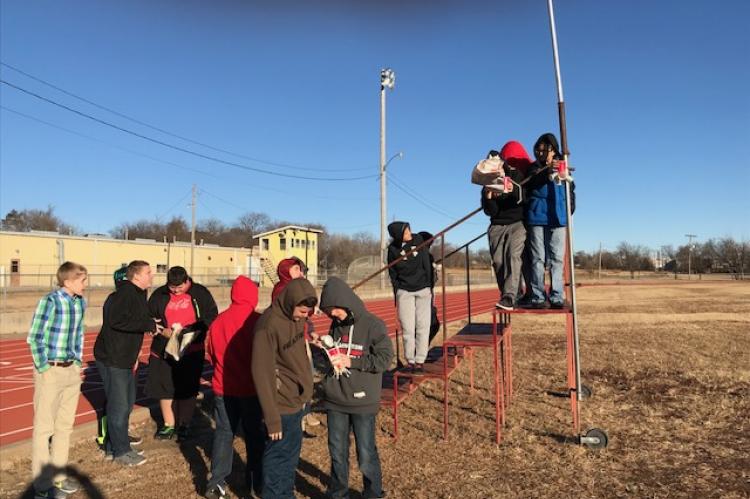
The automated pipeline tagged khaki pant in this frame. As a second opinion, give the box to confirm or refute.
[31,364,82,491]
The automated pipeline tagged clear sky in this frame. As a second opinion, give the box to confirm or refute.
[1,0,748,253]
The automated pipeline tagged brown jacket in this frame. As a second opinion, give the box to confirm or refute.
[251,278,316,434]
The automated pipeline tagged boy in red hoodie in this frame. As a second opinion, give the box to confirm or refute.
[204,276,264,499]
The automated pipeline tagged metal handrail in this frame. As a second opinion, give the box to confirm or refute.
[352,206,485,347]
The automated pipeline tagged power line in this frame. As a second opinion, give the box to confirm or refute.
[3,104,379,202]
[0,61,371,173]
[388,175,460,219]
[155,189,192,222]
[0,79,378,182]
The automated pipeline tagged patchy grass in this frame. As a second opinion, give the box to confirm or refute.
[1,282,748,498]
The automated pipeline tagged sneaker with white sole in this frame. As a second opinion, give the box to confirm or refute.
[114,450,147,466]
[204,482,227,499]
[495,296,514,311]
[54,478,79,494]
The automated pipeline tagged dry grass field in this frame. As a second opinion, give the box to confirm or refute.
[1,281,748,498]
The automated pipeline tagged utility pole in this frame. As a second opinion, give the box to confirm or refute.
[598,242,602,280]
[685,234,697,280]
[379,68,395,289]
[191,184,197,275]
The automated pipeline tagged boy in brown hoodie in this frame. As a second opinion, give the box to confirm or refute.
[251,278,317,499]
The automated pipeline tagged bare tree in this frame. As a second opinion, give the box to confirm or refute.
[1,206,77,234]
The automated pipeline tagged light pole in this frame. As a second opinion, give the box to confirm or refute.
[379,68,395,289]
[685,234,697,279]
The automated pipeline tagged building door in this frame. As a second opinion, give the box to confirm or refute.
[10,259,20,287]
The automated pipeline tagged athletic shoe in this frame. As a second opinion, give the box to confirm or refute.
[413,363,425,373]
[496,296,514,311]
[516,295,532,308]
[550,300,567,309]
[34,488,66,499]
[528,300,550,309]
[204,482,227,499]
[54,478,79,494]
[128,433,143,446]
[114,450,147,467]
[155,425,175,440]
[304,413,321,427]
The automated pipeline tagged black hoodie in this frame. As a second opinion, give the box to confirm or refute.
[387,221,432,292]
[319,277,393,414]
[94,280,157,369]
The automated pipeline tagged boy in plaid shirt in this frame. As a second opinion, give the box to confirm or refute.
[27,262,88,498]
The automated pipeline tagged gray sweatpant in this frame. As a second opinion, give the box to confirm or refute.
[396,287,432,364]
[487,221,526,301]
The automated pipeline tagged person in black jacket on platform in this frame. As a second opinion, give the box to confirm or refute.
[387,221,432,373]
[94,260,159,467]
[317,277,393,499]
[146,266,218,442]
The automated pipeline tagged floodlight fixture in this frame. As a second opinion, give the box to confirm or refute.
[380,68,395,89]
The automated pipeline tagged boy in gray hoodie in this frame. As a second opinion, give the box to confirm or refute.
[317,277,393,499]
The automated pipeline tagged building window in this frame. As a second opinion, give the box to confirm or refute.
[262,239,269,251]
[156,264,167,273]
[291,239,295,248]
[280,238,286,251]
[11,259,20,273]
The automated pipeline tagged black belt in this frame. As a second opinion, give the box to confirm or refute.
[48,361,75,367]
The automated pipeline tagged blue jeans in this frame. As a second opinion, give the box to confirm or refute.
[528,226,566,304]
[207,396,264,495]
[96,361,135,458]
[262,408,304,499]
[327,411,383,499]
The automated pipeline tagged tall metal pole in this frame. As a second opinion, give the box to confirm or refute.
[546,0,583,406]
[379,68,395,290]
[190,183,196,275]
[598,242,602,280]
[685,234,697,280]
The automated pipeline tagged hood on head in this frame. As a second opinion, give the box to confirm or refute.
[276,258,301,284]
[319,277,366,323]
[274,278,317,320]
[388,221,409,243]
[533,133,560,158]
[230,275,259,308]
[417,231,434,248]
[500,140,532,173]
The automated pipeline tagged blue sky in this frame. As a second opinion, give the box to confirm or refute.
[1,0,748,253]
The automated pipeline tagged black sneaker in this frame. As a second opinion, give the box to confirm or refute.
[496,296,514,311]
[204,483,227,499]
[413,363,425,373]
[128,433,143,446]
[155,426,175,440]
[528,300,550,309]
[550,300,567,309]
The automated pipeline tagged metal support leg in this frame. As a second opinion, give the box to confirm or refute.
[443,344,449,440]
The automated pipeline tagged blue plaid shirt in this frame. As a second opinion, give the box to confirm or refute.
[27,289,86,373]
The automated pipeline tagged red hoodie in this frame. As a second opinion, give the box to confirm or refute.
[500,140,532,176]
[206,276,260,397]
[271,258,301,302]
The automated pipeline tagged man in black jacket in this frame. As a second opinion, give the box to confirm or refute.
[387,221,432,372]
[317,277,393,499]
[146,266,217,441]
[94,260,159,466]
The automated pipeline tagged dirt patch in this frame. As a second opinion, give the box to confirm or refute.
[1,282,749,498]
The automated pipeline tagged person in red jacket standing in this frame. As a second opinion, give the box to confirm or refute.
[204,276,264,499]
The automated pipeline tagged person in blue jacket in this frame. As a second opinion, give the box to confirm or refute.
[523,133,576,309]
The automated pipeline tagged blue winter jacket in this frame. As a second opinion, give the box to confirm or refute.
[524,162,575,227]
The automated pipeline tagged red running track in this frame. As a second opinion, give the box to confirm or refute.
[0,288,500,447]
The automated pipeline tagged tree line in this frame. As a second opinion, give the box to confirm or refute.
[575,239,749,279]
[3,207,745,277]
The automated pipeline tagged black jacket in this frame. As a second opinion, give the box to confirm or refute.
[387,222,432,292]
[94,280,157,369]
[148,279,219,357]
[319,277,393,414]
[481,165,525,225]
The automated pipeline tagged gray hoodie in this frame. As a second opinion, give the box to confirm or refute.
[319,277,393,414]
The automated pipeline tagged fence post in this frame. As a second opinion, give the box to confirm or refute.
[465,245,472,325]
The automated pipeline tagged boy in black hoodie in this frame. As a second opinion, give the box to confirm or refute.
[317,277,393,499]
[387,221,432,372]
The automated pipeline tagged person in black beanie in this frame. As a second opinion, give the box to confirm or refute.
[146,266,218,441]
